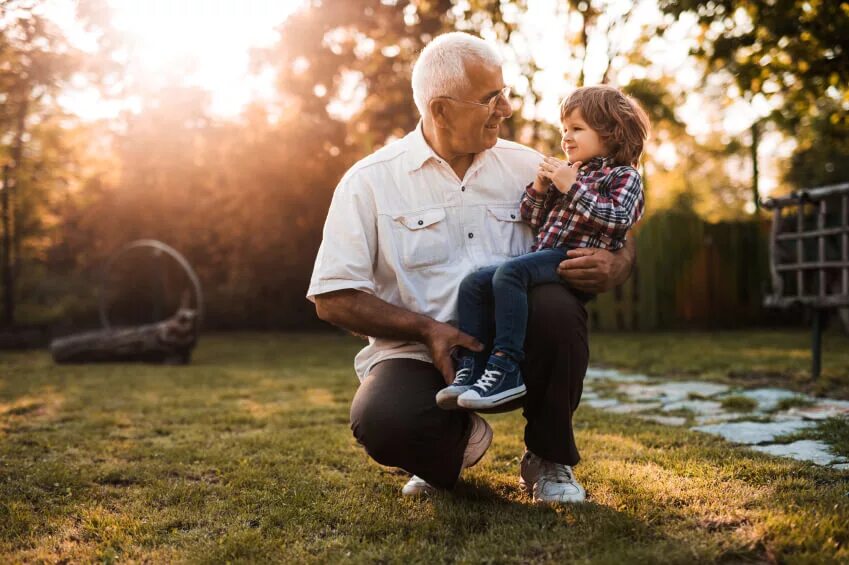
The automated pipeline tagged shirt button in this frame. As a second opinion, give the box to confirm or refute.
[468,232,474,239]
[461,186,466,192]
[418,220,423,225]
[510,214,516,219]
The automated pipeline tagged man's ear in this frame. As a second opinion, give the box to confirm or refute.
[429,98,451,128]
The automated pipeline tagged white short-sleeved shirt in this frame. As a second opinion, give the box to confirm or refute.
[307,123,541,380]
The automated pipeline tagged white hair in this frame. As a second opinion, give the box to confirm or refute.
[411,32,503,117]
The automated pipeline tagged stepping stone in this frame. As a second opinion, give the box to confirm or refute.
[617,383,667,401]
[751,440,845,466]
[691,420,818,445]
[638,415,687,426]
[585,367,650,382]
[831,463,849,471]
[607,402,663,414]
[585,368,625,380]
[585,398,620,409]
[694,412,751,425]
[662,400,725,415]
[733,388,812,412]
[786,400,849,421]
[620,381,730,404]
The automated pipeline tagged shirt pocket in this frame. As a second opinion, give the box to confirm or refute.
[391,207,451,270]
[485,205,528,257]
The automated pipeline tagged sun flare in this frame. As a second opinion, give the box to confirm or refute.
[109,0,305,114]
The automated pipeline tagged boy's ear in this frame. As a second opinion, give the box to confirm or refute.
[429,98,451,128]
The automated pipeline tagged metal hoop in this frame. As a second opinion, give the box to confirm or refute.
[98,239,204,330]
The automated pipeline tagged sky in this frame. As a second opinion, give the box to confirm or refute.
[44,0,789,200]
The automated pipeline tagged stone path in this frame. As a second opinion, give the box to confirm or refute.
[583,367,849,471]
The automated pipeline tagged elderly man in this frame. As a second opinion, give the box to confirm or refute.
[307,32,634,502]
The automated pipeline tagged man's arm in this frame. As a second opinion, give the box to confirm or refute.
[315,289,482,384]
[556,236,636,293]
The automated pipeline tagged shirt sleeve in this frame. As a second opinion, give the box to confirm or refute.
[306,173,378,303]
[519,183,557,231]
[561,166,645,241]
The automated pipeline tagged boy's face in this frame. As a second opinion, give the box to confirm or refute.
[560,109,607,164]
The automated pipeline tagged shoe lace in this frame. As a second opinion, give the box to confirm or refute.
[542,461,574,484]
[475,368,501,391]
[453,367,471,384]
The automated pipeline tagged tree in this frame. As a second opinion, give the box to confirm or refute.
[1,0,83,325]
[657,0,849,188]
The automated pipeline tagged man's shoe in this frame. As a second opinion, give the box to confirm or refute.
[519,450,586,503]
[461,413,493,469]
[457,354,526,410]
[401,475,436,496]
[436,354,479,410]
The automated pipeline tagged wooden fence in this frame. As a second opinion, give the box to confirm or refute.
[587,210,779,330]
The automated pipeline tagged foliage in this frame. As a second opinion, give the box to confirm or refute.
[657,0,849,188]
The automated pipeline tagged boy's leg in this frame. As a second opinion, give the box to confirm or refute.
[490,249,569,361]
[456,265,498,356]
[350,359,472,489]
[522,284,589,466]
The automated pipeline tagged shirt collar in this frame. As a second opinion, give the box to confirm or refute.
[406,121,443,173]
[581,156,612,170]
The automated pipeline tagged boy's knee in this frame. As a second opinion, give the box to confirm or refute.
[492,261,522,287]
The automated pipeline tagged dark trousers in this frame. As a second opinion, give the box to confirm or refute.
[349,284,589,489]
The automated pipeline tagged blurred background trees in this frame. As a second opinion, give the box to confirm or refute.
[1,0,846,332]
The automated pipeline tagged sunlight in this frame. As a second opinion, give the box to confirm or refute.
[110,0,304,115]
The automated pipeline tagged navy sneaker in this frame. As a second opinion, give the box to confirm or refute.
[457,354,526,410]
[436,354,479,410]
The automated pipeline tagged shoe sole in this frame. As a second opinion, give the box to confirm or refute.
[435,387,471,410]
[457,384,527,410]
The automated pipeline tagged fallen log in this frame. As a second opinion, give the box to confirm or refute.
[50,308,197,364]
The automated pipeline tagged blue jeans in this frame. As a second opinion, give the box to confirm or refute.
[457,248,570,363]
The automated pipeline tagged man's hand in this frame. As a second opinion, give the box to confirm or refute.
[422,320,484,384]
[557,246,632,293]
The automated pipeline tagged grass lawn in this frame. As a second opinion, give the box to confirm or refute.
[1,331,848,563]
[592,329,849,399]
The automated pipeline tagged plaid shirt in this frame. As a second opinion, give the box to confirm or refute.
[519,156,644,252]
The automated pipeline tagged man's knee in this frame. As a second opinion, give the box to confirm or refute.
[349,382,417,466]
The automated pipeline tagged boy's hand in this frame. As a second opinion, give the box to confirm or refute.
[532,164,551,194]
[540,157,582,194]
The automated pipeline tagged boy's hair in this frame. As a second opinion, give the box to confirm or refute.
[560,85,650,167]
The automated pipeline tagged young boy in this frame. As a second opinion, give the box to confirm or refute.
[436,85,650,410]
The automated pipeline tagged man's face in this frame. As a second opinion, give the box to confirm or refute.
[439,60,512,154]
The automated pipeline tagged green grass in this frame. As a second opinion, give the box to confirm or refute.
[590,329,849,399]
[1,332,849,562]
[719,396,758,413]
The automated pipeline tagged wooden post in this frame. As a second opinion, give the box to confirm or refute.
[812,308,823,379]
[751,121,760,211]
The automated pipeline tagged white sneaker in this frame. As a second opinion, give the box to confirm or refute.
[401,475,436,496]
[401,415,492,497]
[519,450,586,503]
[461,413,493,469]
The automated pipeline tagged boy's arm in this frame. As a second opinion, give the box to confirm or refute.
[561,167,645,242]
[519,184,550,231]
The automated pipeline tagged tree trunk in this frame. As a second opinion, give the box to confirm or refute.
[50,308,198,364]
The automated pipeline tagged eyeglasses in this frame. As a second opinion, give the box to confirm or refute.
[436,86,512,113]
